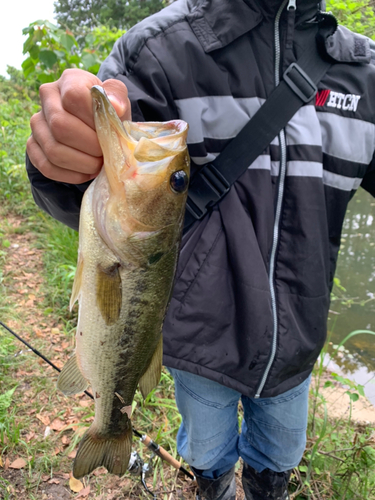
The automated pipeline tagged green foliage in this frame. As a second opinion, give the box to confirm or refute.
[290,331,375,499]
[35,212,79,317]
[327,0,375,39]
[0,69,39,216]
[22,20,126,85]
[0,387,17,419]
[54,0,171,31]
[0,387,21,447]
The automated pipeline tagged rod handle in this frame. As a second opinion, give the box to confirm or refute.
[141,435,182,470]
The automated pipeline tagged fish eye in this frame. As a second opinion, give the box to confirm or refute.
[170,170,188,194]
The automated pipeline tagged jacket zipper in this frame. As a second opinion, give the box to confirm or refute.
[255,0,291,398]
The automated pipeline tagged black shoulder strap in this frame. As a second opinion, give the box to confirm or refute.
[183,37,332,232]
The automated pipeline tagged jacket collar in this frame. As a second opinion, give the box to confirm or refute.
[186,0,320,53]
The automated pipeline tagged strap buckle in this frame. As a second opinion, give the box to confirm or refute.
[283,62,317,103]
[186,163,230,221]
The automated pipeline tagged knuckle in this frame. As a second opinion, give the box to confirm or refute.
[44,140,59,164]
[49,112,68,142]
[61,84,81,111]
[39,82,54,100]
[29,112,41,131]
[26,135,34,153]
[36,155,54,178]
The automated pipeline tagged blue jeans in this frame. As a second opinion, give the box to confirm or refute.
[168,368,311,479]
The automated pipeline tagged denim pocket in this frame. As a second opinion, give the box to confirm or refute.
[171,368,240,410]
[253,375,311,407]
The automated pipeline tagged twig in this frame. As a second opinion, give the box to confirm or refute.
[313,479,321,499]
[168,469,179,500]
[316,450,346,463]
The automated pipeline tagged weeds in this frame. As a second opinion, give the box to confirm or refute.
[289,330,375,499]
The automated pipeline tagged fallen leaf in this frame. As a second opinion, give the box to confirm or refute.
[25,431,36,442]
[37,413,50,426]
[77,485,91,498]
[68,450,77,459]
[44,426,51,438]
[4,457,10,470]
[9,458,27,469]
[69,475,84,493]
[79,400,91,408]
[61,435,70,445]
[51,327,60,335]
[0,456,3,467]
[41,474,50,482]
[93,467,107,476]
[48,478,60,484]
[53,447,62,456]
[50,419,65,431]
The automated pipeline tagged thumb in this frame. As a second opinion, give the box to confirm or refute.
[103,79,132,121]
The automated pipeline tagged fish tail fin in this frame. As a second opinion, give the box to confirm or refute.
[73,421,132,478]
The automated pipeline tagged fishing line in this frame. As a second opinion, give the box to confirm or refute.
[0,320,195,494]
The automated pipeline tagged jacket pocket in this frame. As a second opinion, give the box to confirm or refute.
[173,209,222,302]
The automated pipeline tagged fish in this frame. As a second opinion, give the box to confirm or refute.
[57,85,190,479]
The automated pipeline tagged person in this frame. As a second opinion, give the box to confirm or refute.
[26,1,375,498]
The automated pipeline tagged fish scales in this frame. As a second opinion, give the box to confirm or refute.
[57,85,189,478]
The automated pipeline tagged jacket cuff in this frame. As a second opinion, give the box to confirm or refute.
[25,152,90,231]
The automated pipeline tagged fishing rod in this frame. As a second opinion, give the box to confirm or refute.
[0,320,195,497]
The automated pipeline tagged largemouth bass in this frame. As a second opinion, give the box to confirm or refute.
[57,85,189,479]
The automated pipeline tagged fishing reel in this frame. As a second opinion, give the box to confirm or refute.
[128,450,156,499]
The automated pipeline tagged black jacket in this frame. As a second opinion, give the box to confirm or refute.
[27,0,375,398]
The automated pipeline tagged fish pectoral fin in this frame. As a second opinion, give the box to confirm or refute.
[96,262,122,326]
[70,254,84,311]
[73,420,132,478]
[139,334,163,400]
[57,354,89,396]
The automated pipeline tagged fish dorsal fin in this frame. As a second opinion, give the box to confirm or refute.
[96,263,122,326]
[70,254,84,311]
[139,334,163,399]
[57,353,89,396]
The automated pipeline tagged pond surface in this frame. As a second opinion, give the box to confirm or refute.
[327,188,375,404]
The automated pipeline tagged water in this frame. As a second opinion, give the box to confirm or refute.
[327,188,375,404]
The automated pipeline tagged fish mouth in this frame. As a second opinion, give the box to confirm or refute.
[91,86,188,181]
[91,85,127,140]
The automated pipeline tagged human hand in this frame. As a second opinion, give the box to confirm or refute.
[27,68,131,184]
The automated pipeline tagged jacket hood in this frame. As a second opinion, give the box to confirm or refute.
[249,0,320,18]
[187,0,321,53]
